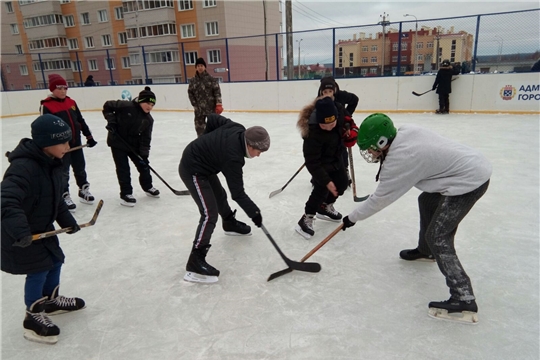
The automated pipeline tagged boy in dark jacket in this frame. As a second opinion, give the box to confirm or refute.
[432,59,460,114]
[296,92,357,239]
[1,114,86,344]
[40,74,97,212]
[179,115,270,283]
[102,87,160,206]
[316,76,359,115]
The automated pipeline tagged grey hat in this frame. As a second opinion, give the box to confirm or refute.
[245,126,270,151]
[31,114,72,148]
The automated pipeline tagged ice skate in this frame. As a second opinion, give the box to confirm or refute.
[43,285,86,315]
[222,210,251,236]
[184,245,220,283]
[428,297,478,324]
[399,248,435,262]
[78,184,94,204]
[295,214,315,239]
[120,194,136,207]
[144,187,160,198]
[63,192,76,212]
[316,203,342,222]
[23,297,60,344]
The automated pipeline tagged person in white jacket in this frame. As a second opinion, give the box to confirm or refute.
[342,113,492,324]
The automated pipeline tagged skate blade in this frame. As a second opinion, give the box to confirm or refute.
[294,225,312,240]
[23,330,58,344]
[120,201,136,207]
[47,305,86,316]
[223,231,252,236]
[183,272,219,284]
[315,213,341,222]
[79,198,94,205]
[144,193,160,198]
[428,308,479,324]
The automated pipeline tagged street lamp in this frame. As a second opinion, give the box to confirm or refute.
[494,35,503,72]
[404,14,418,75]
[378,12,390,76]
[296,38,303,79]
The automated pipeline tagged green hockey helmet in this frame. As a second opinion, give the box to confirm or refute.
[357,113,397,151]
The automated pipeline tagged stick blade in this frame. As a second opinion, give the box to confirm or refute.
[267,267,293,282]
[173,190,190,196]
[287,260,321,273]
[353,194,370,202]
[412,91,422,96]
[84,199,104,227]
[268,188,283,198]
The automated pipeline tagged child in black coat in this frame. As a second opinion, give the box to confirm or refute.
[432,59,460,114]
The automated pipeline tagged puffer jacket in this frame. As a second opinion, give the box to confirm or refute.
[41,95,92,147]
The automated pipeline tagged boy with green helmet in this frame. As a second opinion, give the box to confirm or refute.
[342,113,492,324]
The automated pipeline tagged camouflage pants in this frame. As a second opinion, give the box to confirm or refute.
[194,114,206,137]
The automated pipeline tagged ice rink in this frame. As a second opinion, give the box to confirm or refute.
[1,109,539,360]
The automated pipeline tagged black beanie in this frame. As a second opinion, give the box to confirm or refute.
[318,76,336,96]
[245,126,270,151]
[195,57,207,68]
[31,114,72,148]
[315,97,338,124]
[138,86,156,104]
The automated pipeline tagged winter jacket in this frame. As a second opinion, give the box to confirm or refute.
[432,65,457,94]
[297,98,353,186]
[179,114,260,219]
[316,83,359,115]
[187,70,222,116]
[1,139,77,274]
[102,99,154,157]
[40,96,92,147]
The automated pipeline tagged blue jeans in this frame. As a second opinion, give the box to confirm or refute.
[24,260,62,309]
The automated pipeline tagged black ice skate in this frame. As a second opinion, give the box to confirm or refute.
[78,184,94,204]
[316,203,342,222]
[23,297,60,344]
[43,285,86,315]
[63,192,76,212]
[295,214,315,239]
[222,210,251,236]
[184,245,220,283]
[120,194,137,207]
[399,248,435,262]
[144,187,160,198]
[428,297,479,324]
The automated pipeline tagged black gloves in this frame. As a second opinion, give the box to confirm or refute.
[139,149,149,159]
[67,224,81,234]
[432,85,437,91]
[341,216,356,231]
[13,235,33,248]
[105,123,117,134]
[86,135,97,148]
[252,212,262,228]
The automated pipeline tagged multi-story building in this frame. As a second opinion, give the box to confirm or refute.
[1,0,282,90]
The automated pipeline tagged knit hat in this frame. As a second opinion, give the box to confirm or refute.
[48,74,67,92]
[245,126,270,151]
[315,97,338,124]
[318,76,336,96]
[195,57,207,68]
[138,86,156,104]
[31,114,72,148]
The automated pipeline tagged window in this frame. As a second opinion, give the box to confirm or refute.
[60,0,70,3]
[369,68,377,74]
[64,15,75,27]
[10,24,19,34]
[144,50,179,63]
[20,64,29,75]
[126,22,177,38]
[81,12,90,25]
[361,57,368,64]
[427,42,433,48]
[5,2,13,13]
[178,0,193,11]
[392,56,397,62]
[371,45,378,51]
[184,51,198,65]
[6,65,11,73]
[97,9,108,22]
[361,68,367,75]
[392,43,398,51]
[71,60,82,72]
[205,21,218,36]
[24,84,32,90]
[24,14,64,28]
[203,0,216,7]
[68,38,79,49]
[417,42,423,49]
[118,32,127,45]
[207,49,221,64]
[181,24,195,38]
[16,45,23,54]
[85,36,94,48]
[105,58,115,70]
[401,42,408,50]
[101,34,112,47]
[28,37,68,50]
[121,57,130,68]
[88,59,98,70]
[123,0,173,12]
[129,53,141,65]
[361,45,368,52]
[401,55,407,62]
[349,53,353,67]
[370,56,377,63]
[32,60,72,71]
[114,7,123,19]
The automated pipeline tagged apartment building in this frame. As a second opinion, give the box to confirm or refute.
[1,0,282,90]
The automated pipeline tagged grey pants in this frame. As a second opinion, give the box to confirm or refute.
[417,180,490,301]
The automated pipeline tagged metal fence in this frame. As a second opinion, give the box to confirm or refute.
[1,8,538,90]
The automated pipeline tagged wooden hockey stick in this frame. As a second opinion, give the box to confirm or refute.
[260,224,321,274]
[348,147,369,202]
[269,163,305,198]
[67,144,88,152]
[31,199,104,241]
[267,224,343,282]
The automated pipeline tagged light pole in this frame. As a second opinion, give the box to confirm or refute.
[296,38,303,79]
[404,14,418,75]
[435,32,441,70]
[494,35,503,72]
[378,12,390,76]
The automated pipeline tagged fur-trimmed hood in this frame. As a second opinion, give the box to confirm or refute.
[297,97,322,138]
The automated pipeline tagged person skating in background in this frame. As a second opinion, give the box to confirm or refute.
[40,74,97,212]
[1,114,86,344]
[432,59,460,114]
[102,86,160,207]
[179,114,270,283]
[187,57,223,137]
[341,113,491,324]
[296,93,357,240]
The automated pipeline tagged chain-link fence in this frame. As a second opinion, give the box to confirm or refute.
[1,9,538,90]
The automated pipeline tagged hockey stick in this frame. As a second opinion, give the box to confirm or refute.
[412,78,458,96]
[267,224,342,282]
[32,199,104,241]
[269,163,305,198]
[111,132,189,196]
[348,147,369,202]
[260,224,321,273]
[67,144,88,152]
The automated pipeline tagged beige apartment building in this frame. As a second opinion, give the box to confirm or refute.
[1,0,282,90]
